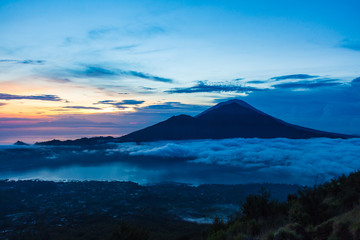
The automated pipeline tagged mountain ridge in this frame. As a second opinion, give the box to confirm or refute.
[116,99,352,143]
[36,99,354,145]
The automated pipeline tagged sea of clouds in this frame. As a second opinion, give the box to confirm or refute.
[1,138,360,185]
[121,138,360,184]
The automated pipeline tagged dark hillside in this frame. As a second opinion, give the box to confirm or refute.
[206,171,360,240]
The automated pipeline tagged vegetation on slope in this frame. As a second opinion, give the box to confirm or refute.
[207,171,360,240]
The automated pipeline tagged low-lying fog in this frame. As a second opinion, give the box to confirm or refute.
[1,138,360,186]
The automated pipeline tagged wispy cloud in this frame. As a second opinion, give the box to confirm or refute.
[0,117,115,128]
[0,117,39,122]
[70,66,173,83]
[46,78,72,84]
[351,77,360,87]
[141,87,156,91]
[247,80,267,84]
[166,81,264,94]
[270,74,318,81]
[0,102,7,107]
[126,70,172,83]
[143,102,205,111]
[33,117,116,128]
[0,93,64,101]
[87,25,166,40]
[95,99,145,108]
[88,27,118,39]
[63,106,102,110]
[125,25,166,37]
[113,44,138,51]
[273,79,343,89]
[0,59,45,64]
[340,39,360,51]
[144,102,185,110]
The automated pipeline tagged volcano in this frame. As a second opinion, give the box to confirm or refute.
[117,99,351,142]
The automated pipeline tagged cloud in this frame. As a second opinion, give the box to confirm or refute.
[144,102,184,110]
[0,93,64,101]
[247,80,267,84]
[88,27,118,39]
[143,102,206,111]
[340,39,360,51]
[87,25,166,41]
[0,103,7,107]
[118,100,145,105]
[96,99,145,108]
[113,44,138,51]
[351,77,360,88]
[33,117,116,128]
[46,78,72,84]
[125,25,166,37]
[0,117,38,122]
[166,81,264,94]
[270,74,318,81]
[74,66,117,77]
[126,70,172,83]
[273,79,343,89]
[127,138,360,185]
[141,87,156,91]
[130,143,195,158]
[2,138,359,186]
[63,106,102,110]
[141,102,208,112]
[143,26,166,35]
[0,117,117,129]
[70,66,173,83]
[0,59,45,64]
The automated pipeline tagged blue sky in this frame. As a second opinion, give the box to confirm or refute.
[0,0,360,143]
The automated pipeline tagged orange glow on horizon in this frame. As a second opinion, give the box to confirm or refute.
[0,77,146,118]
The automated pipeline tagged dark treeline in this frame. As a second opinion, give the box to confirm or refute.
[207,171,360,240]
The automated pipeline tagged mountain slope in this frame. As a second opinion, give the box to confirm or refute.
[117,99,351,142]
[206,170,360,240]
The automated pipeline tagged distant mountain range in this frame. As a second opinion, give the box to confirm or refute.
[37,99,352,145]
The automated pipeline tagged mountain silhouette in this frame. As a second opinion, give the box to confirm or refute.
[117,99,351,142]
[36,99,352,146]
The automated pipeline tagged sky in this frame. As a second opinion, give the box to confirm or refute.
[0,0,360,143]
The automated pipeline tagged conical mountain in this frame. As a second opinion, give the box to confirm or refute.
[117,99,351,142]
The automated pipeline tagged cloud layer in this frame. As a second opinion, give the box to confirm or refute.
[0,93,63,101]
[1,138,360,186]
[70,66,173,83]
[0,59,45,64]
[127,138,360,185]
[340,39,360,51]
[95,99,145,108]
[166,81,263,93]
[62,106,102,110]
[273,79,342,89]
[166,75,345,95]
[270,74,318,81]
